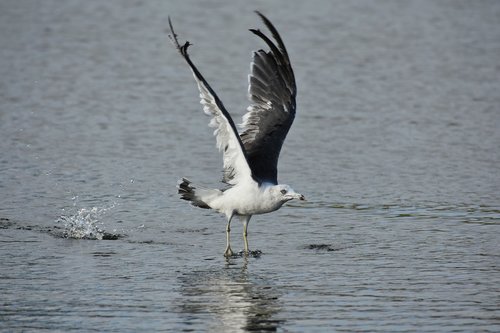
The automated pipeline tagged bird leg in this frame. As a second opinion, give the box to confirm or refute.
[224,214,234,257]
[242,215,252,255]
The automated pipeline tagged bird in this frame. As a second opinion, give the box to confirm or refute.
[169,11,304,257]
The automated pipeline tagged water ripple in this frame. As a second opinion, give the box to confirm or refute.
[308,201,500,224]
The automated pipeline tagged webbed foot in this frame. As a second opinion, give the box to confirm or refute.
[224,247,234,257]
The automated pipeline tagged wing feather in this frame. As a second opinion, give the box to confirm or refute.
[239,12,297,185]
[168,18,253,185]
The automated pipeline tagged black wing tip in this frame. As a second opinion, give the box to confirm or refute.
[252,11,273,36]
[248,28,261,37]
[249,10,295,87]
[250,12,287,53]
[167,16,192,57]
[254,11,271,26]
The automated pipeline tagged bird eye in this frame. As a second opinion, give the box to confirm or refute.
[280,189,287,195]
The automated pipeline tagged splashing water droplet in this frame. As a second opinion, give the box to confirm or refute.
[57,205,114,240]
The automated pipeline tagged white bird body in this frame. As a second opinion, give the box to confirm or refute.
[169,12,304,256]
[209,183,290,216]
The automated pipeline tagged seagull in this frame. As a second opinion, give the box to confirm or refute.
[169,11,305,257]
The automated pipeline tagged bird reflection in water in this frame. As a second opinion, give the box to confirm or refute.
[176,258,284,332]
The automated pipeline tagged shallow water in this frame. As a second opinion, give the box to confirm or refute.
[1,0,500,332]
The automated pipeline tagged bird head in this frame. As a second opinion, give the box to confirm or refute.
[274,184,305,202]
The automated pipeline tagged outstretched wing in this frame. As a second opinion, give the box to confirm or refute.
[168,18,253,185]
[239,11,297,185]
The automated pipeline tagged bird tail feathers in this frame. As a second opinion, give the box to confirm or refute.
[177,178,220,209]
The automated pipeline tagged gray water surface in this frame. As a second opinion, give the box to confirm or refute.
[1,0,500,332]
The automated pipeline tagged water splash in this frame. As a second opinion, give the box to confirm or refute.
[57,205,115,240]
